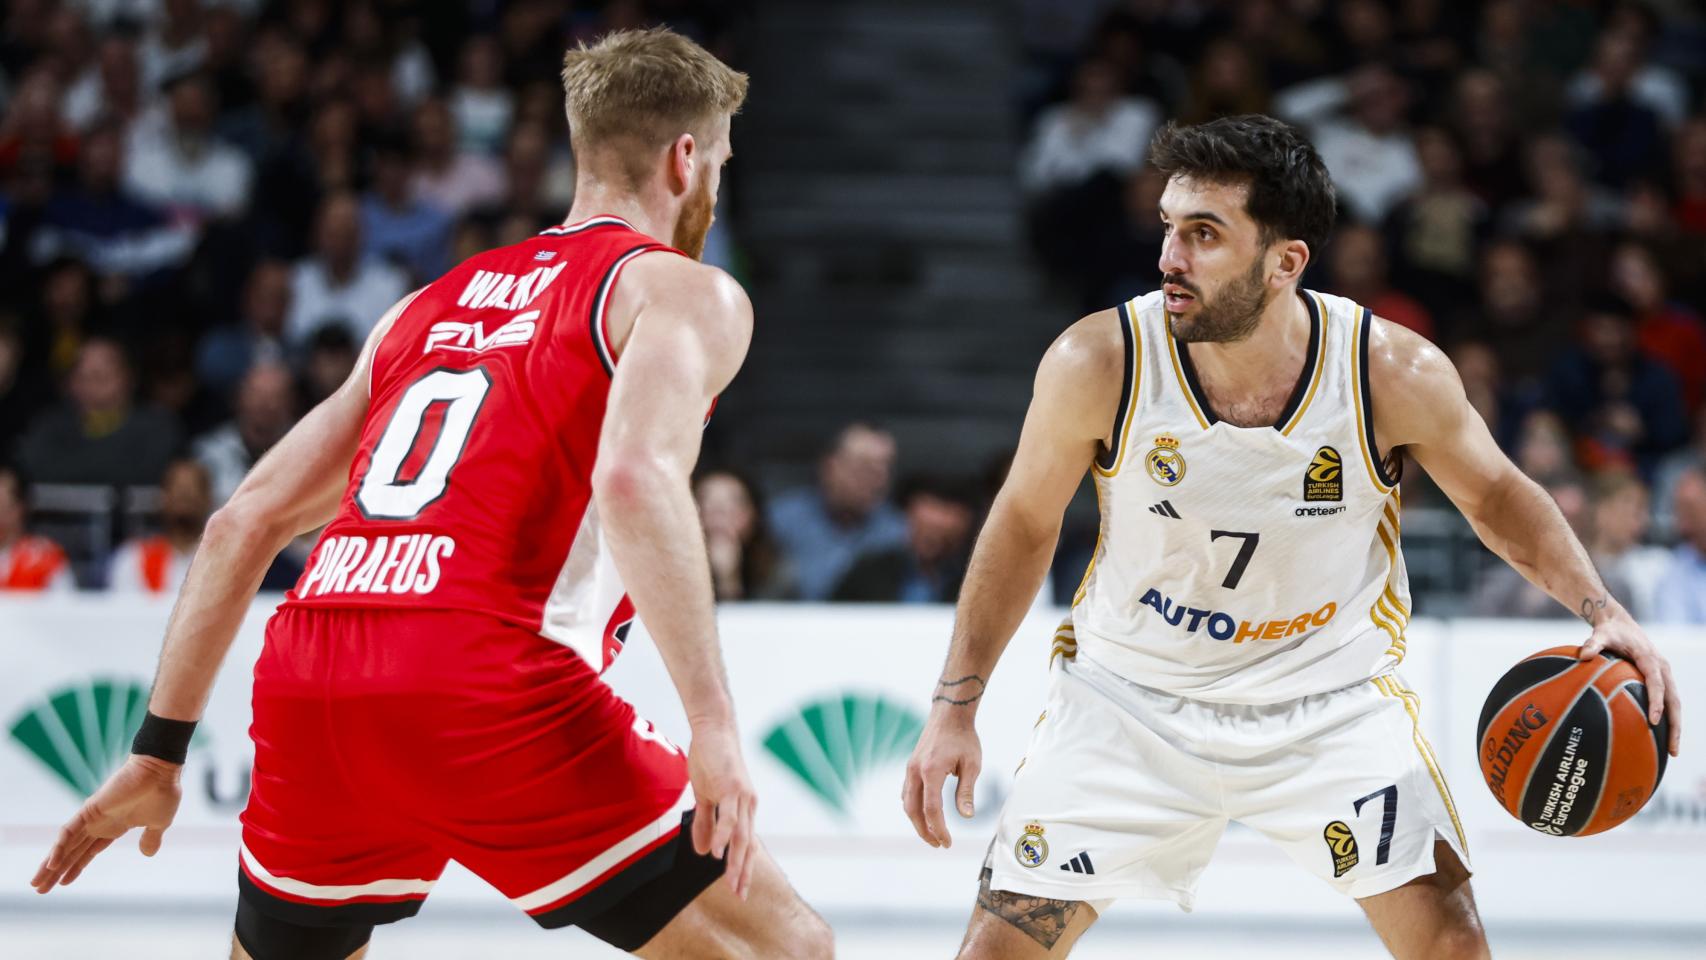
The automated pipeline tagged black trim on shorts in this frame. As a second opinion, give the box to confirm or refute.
[535,809,727,950]
[235,893,376,960]
[238,868,426,928]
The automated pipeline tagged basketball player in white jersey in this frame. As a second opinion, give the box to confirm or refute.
[902,115,1683,959]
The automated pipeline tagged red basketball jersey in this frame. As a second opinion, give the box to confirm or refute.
[284,216,681,672]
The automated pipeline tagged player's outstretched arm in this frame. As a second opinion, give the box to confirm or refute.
[902,311,1122,849]
[1371,318,1680,756]
[591,255,758,897]
[30,292,419,895]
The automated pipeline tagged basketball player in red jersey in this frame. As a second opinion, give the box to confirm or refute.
[31,28,832,959]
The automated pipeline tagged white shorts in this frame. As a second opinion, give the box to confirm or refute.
[986,652,1470,911]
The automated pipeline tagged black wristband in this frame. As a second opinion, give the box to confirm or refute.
[131,712,197,765]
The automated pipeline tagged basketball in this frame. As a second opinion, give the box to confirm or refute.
[1477,646,1670,837]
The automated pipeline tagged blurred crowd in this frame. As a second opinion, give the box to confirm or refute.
[0,0,746,591]
[1017,0,1706,622]
[1,0,1703,624]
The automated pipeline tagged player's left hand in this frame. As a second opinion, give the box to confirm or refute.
[31,754,182,893]
[1580,607,1681,756]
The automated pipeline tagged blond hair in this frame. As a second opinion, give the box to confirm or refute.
[561,28,748,184]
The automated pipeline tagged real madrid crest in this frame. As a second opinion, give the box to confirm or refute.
[1145,435,1186,487]
[1015,821,1049,868]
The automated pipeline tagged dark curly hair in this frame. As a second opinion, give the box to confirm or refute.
[1148,115,1337,257]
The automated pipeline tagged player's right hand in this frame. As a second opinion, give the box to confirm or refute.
[902,710,982,849]
[686,723,758,900]
[31,754,182,894]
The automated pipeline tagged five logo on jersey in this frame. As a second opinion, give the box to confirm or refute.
[300,534,456,598]
[1136,586,1338,643]
[422,261,570,354]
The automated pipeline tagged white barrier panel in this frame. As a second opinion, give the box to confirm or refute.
[1,597,1703,929]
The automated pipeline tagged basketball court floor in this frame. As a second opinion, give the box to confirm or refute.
[4,901,1698,959]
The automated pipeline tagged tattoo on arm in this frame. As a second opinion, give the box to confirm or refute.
[1580,593,1608,625]
[932,674,986,706]
[975,866,1084,950]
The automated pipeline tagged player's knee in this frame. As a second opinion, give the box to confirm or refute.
[1425,915,1489,960]
[762,906,832,959]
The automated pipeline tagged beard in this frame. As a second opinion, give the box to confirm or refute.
[672,177,716,260]
[1166,254,1271,344]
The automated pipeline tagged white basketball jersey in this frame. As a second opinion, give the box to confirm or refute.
[1065,289,1409,703]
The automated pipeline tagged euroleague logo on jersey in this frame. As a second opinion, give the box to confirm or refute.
[1145,435,1186,487]
[1304,446,1342,501]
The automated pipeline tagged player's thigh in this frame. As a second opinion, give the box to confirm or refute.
[231,937,369,960]
[956,866,1099,960]
[230,895,375,960]
[1357,838,1489,960]
[633,842,831,960]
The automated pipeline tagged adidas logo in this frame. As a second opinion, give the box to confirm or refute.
[762,693,923,817]
[1147,500,1181,519]
[1060,852,1095,875]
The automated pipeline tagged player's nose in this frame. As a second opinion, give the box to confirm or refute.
[1158,235,1188,278]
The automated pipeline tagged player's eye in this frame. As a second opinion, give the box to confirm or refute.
[1197,227,1215,241]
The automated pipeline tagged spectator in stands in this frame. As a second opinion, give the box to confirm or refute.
[193,360,295,506]
[1381,126,1489,320]
[1653,406,1706,540]
[1177,38,1267,125]
[1513,410,1575,486]
[1652,466,1706,623]
[1326,223,1433,340]
[0,464,73,591]
[300,325,358,408]
[1501,135,1625,252]
[451,34,514,154]
[60,34,143,134]
[1546,295,1687,474]
[195,259,292,400]
[0,315,50,461]
[768,423,908,601]
[1275,63,1419,223]
[1588,470,1670,620]
[361,135,453,284]
[1566,7,1689,130]
[1019,56,1159,195]
[1671,116,1706,235]
[1610,240,1706,412]
[1563,28,1669,190]
[219,33,309,163]
[15,337,181,487]
[410,96,505,217]
[1451,239,1564,388]
[285,191,408,346]
[139,0,207,93]
[1450,68,1527,211]
[694,469,795,601]
[834,475,976,604]
[123,71,252,221]
[32,120,195,282]
[107,457,210,594]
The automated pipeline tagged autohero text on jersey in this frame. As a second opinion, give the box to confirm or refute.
[301,534,456,597]
[1137,586,1337,642]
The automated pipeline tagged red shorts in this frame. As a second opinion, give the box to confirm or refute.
[239,606,708,931]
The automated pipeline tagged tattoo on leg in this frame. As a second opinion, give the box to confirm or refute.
[976,866,1082,950]
[1579,593,1608,625]
[934,675,987,706]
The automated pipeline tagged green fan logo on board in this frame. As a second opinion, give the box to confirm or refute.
[762,693,924,817]
[8,678,206,799]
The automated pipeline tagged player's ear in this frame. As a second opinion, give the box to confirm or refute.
[1270,239,1310,288]
[668,133,697,197]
